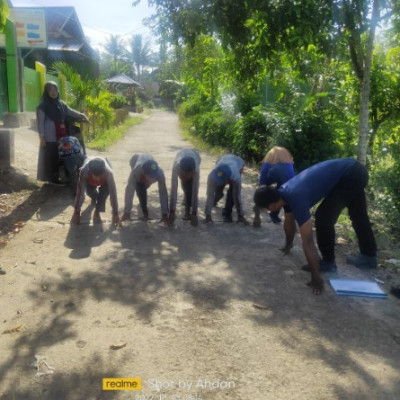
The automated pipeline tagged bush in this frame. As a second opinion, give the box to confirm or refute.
[178,93,212,119]
[114,108,129,125]
[232,106,288,162]
[235,91,260,115]
[192,108,235,148]
[370,147,400,233]
[278,111,339,171]
[110,94,128,109]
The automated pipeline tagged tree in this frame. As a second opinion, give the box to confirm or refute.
[0,0,9,32]
[135,0,400,164]
[128,34,152,79]
[103,34,126,62]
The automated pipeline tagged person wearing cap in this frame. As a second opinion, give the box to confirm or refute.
[205,154,248,224]
[70,157,121,226]
[253,146,295,226]
[253,158,377,295]
[121,154,169,224]
[169,148,201,227]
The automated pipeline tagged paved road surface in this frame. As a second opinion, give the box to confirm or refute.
[0,110,399,400]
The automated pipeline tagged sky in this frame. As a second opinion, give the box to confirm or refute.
[10,0,156,52]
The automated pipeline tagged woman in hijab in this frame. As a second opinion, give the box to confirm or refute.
[36,81,89,184]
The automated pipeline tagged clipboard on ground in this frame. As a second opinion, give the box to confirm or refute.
[329,278,387,298]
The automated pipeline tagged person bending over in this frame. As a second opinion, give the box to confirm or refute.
[71,157,120,226]
[169,148,201,227]
[253,146,295,226]
[121,154,169,225]
[254,158,377,294]
[205,154,247,224]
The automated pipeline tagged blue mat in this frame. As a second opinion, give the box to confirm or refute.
[330,278,387,298]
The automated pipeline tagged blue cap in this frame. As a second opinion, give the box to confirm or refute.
[142,159,160,178]
[211,164,231,185]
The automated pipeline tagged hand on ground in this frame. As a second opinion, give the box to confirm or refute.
[279,243,293,255]
[70,213,80,225]
[307,276,324,295]
[112,214,122,227]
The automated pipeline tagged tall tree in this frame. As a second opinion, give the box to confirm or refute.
[103,34,126,62]
[135,0,400,164]
[128,34,153,79]
[340,0,391,164]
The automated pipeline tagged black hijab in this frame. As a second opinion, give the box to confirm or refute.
[38,81,67,122]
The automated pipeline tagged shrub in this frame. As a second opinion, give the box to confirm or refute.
[278,111,339,171]
[192,108,235,148]
[178,92,212,119]
[370,142,400,233]
[233,106,288,162]
[110,94,128,109]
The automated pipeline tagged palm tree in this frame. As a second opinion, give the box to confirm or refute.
[103,34,126,62]
[129,34,152,79]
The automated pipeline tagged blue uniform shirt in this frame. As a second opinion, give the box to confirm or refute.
[278,158,357,227]
[259,162,295,186]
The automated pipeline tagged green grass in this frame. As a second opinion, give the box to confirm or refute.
[86,116,143,151]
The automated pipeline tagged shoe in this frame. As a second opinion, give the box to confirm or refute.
[301,259,337,272]
[223,215,233,223]
[213,192,224,207]
[270,213,281,224]
[346,254,377,269]
[390,286,400,299]
[49,179,66,186]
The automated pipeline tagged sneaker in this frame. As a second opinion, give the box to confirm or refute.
[346,254,377,269]
[223,215,233,223]
[213,192,224,207]
[270,213,281,224]
[301,259,337,272]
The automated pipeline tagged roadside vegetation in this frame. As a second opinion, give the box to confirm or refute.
[85,115,143,151]
[132,0,400,247]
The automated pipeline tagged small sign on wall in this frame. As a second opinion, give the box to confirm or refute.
[0,8,47,49]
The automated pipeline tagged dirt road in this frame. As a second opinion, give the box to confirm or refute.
[1,110,399,400]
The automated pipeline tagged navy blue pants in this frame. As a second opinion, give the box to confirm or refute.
[315,161,377,261]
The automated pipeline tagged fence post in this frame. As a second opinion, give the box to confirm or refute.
[58,72,67,101]
[5,18,19,113]
[35,61,46,94]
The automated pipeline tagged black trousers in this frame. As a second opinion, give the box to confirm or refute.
[86,183,109,213]
[214,184,234,218]
[45,142,60,182]
[136,182,148,214]
[315,161,377,261]
[181,178,193,211]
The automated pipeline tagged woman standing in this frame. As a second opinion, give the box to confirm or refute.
[36,81,89,184]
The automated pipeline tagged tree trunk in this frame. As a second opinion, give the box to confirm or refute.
[357,0,380,165]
